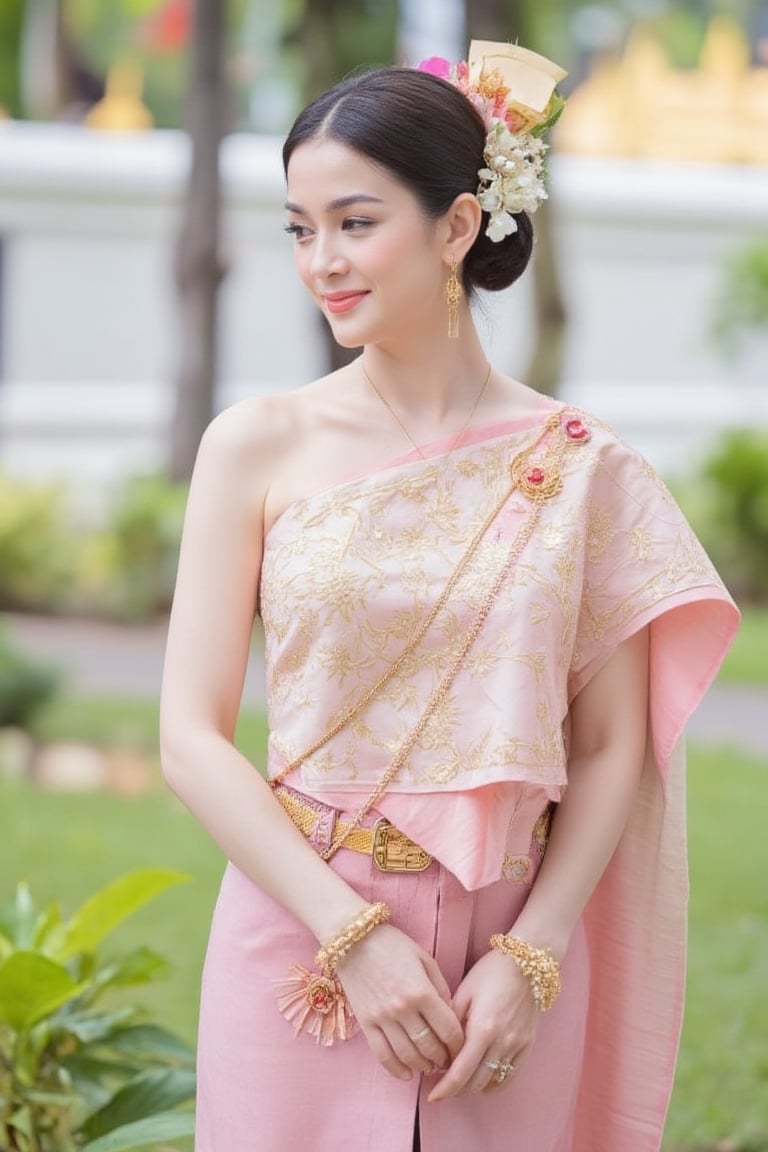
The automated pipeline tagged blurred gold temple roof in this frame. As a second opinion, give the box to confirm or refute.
[85,61,154,132]
[556,16,768,164]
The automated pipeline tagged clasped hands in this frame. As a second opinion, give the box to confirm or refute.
[336,924,538,1101]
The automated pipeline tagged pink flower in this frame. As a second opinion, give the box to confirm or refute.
[417,56,452,79]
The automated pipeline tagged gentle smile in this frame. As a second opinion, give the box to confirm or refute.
[324,291,369,314]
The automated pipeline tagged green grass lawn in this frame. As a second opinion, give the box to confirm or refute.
[29,693,269,765]
[717,604,768,685]
[2,709,767,1149]
[665,744,768,1149]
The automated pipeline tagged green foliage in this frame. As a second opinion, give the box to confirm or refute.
[0,870,195,1152]
[2,740,768,1148]
[0,472,187,622]
[0,627,60,729]
[711,236,768,351]
[644,5,708,68]
[29,691,269,764]
[682,431,768,603]
[62,0,183,127]
[717,606,768,685]
[288,0,398,102]
[0,475,77,614]
[0,0,23,116]
[665,746,768,1148]
[61,0,250,128]
[80,476,188,622]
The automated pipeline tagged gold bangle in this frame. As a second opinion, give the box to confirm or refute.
[489,934,562,1012]
[315,901,391,976]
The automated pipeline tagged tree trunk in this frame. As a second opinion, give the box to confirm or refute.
[299,0,360,373]
[522,200,567,396]
[466,0,513,40]
[19,0,60,118]
[170,0,227,480]
[465,0,567,397]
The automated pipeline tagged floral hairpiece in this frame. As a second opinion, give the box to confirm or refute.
[418,41,567,243]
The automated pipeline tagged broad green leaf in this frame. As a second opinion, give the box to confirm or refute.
[92,946,171,994]
[59,1053,116,1113]
[0,952,85,1031]
[63,1051,141,1085]
[57,870,189,960]
[33,901,64,953]
[79,1069,196,1140]
[106,1024,195,1067]
[80,1110,196,1152]
[52,1006,136,1044]
[23,1088,77,1107]
[8,1104,33,1140]
[5,882,37,949]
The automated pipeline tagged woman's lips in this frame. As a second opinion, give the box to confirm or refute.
[324,291,368,314]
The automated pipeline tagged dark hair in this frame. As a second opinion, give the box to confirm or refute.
[282,68,533,295]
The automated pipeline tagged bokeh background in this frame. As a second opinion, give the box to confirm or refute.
[1,3,767,1150]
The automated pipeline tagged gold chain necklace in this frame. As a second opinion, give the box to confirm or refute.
[361,359,493,460]
[268,410,575,860]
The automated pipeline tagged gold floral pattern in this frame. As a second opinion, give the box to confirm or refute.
[259,409,724,794]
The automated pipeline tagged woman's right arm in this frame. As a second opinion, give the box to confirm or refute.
[159,402,462,1075]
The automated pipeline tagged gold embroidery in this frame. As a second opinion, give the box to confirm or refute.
[587,508,615,561]
[532,806,553,853]
[529,602,551,625]
[318,644,356,683]
[259,410,720,796]
[503,855,531,883]
[631,526,654,561]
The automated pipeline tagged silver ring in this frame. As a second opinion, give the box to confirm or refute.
[486,1059,516,1083]
[409,1026,431,1042]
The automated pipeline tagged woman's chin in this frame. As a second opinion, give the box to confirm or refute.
[324,318,373,349]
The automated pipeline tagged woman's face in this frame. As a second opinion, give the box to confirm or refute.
[285,138,446,348]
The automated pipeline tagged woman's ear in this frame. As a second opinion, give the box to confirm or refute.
[442,192,483,264]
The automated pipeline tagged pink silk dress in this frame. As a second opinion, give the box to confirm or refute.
[195,399,738,1152]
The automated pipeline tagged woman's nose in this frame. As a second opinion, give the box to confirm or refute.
[309,232,349,279]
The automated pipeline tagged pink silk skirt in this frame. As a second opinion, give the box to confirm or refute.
[195,804,590,1152]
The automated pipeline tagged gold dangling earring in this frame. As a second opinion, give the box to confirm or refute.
[445,258,463,340]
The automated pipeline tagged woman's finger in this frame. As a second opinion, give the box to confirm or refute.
[402,1018,450,1071]
[420,988,464,1059]
[381,1021,438,1075]
[421,953,454,1004]
[426,1033,488,1102]
[364,1024,414,1081]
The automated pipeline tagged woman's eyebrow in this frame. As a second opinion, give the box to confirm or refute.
[284,193,385,214]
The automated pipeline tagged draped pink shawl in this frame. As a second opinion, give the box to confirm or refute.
[259,401,738,1149]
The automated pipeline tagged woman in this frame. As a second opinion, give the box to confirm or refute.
[160,42,738,1152]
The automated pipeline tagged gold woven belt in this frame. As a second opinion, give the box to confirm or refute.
[275,787,433,873]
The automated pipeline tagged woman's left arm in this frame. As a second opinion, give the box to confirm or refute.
[428,625,650,1102]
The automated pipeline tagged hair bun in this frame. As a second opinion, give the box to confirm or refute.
[463,212,534,294]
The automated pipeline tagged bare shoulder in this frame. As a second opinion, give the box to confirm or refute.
[491,374,559,422]
[197,394,299,463]
[199,372,346,461]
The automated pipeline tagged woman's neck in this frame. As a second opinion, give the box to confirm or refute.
[359,326,491,423]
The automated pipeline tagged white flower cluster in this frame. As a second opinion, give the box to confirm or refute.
[476,123,549,243]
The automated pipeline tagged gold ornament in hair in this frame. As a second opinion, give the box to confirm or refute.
[417,42,567,243]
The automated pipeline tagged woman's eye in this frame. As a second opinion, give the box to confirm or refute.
[284,222,311,241]
[343,216,374,232]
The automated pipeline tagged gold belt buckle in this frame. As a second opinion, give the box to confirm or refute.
[372,820,432,872]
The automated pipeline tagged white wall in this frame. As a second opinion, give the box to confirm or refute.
[0,120,766,498]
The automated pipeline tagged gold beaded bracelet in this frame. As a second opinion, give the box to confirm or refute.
[315,901,391,976]
[489,934,562,1012]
